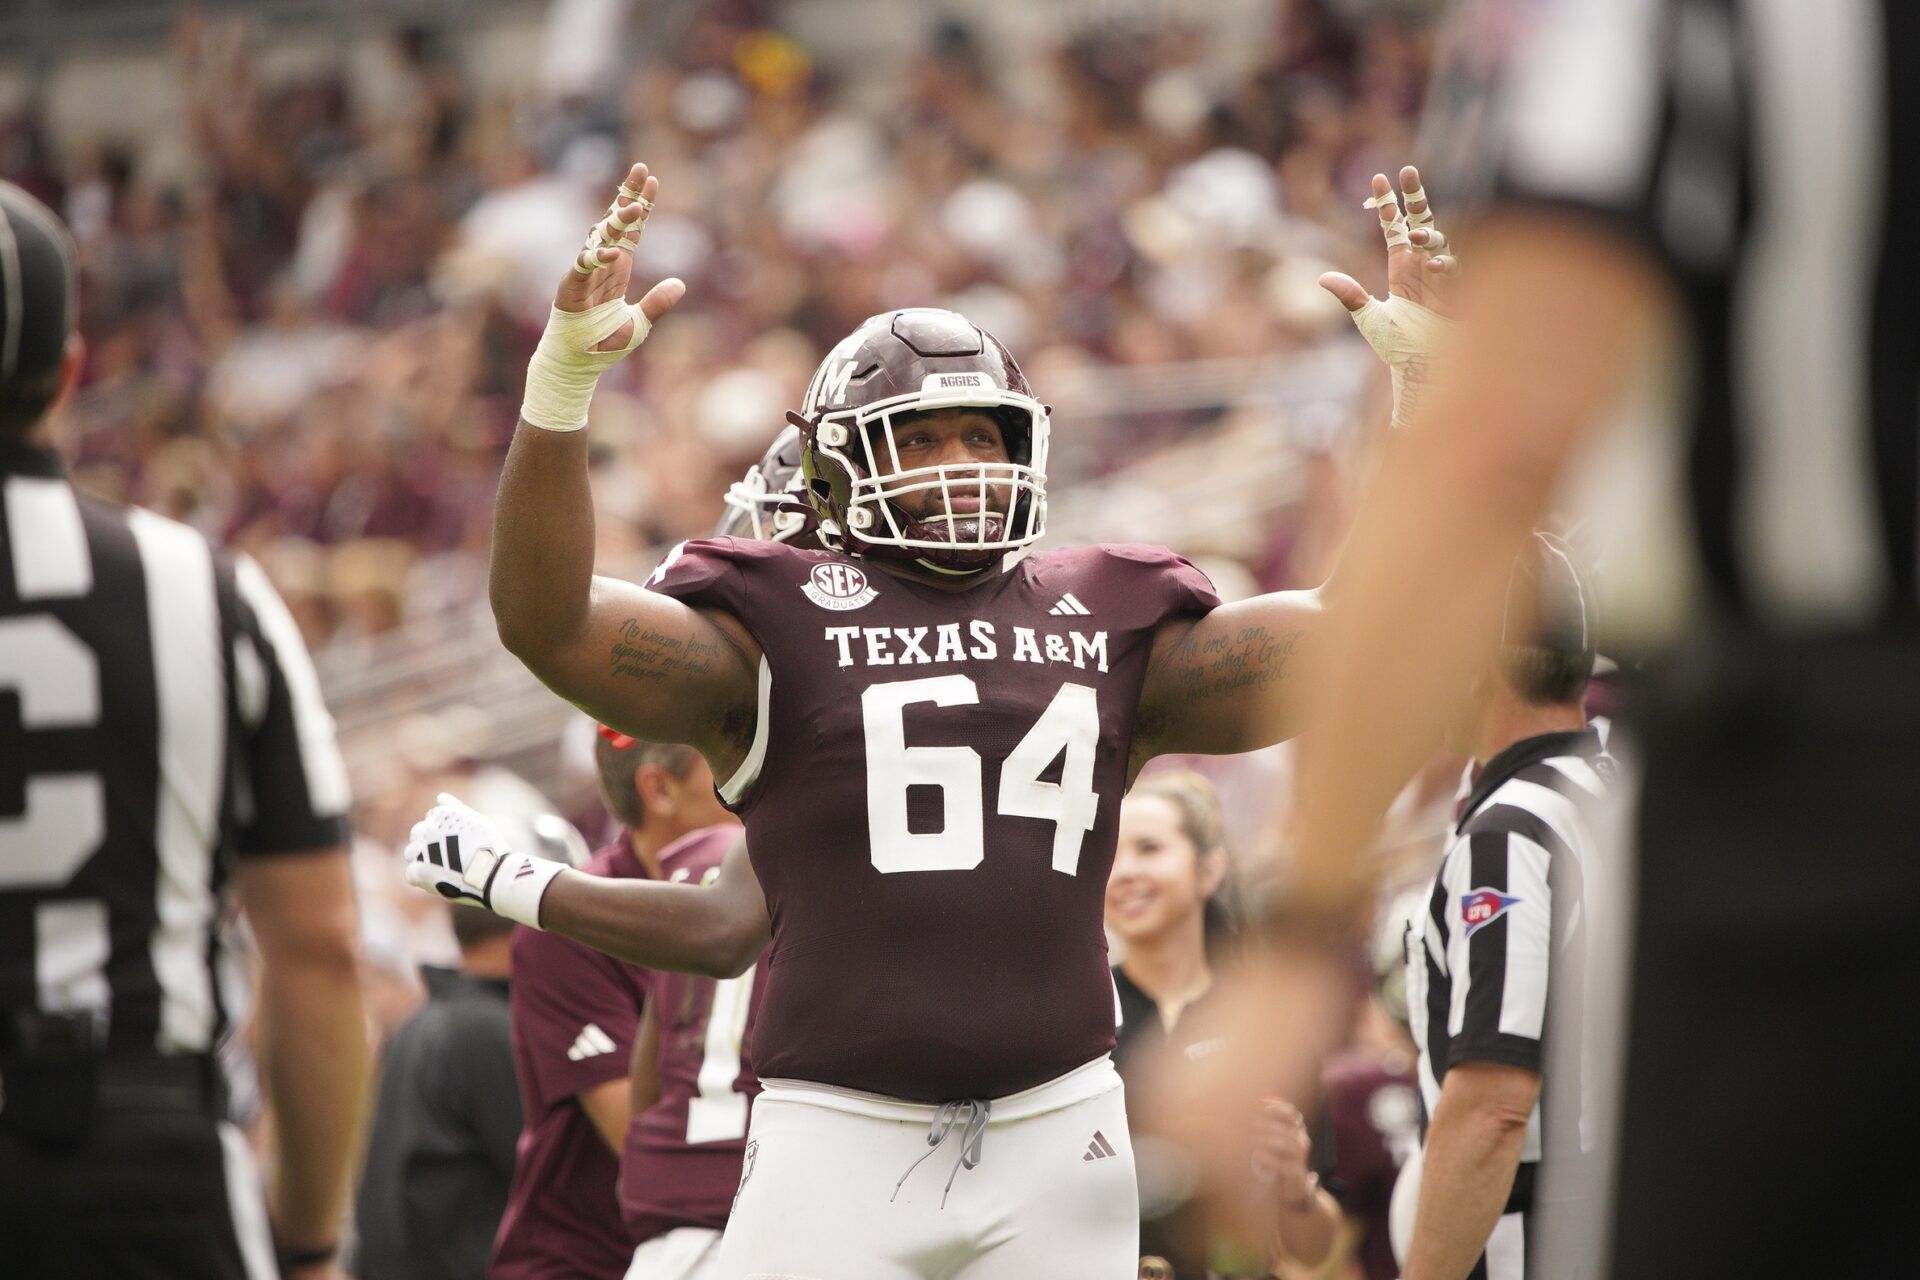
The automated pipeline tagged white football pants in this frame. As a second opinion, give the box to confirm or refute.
[714,1056,1139,1279]
[625,1225,724,1280]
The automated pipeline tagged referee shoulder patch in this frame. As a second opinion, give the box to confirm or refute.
[1460,887,1522,937]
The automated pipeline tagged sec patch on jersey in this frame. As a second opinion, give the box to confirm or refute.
[802,561,878,611]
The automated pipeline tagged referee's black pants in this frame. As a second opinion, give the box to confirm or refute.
[0,1055,275,1280]
[1604,630,1920,1278]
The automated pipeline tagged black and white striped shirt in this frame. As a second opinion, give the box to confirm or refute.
[0,441,350,1058]
[1469,0,1919,634]
[1406,727,1611,1176]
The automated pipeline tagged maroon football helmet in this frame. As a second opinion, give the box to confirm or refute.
[790,308,1049,574]
[714,425,821,547]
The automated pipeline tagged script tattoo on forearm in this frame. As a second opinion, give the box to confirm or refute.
[609,618,723,683]
[1168,624,1304,702]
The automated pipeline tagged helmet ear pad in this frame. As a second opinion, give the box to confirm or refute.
[796,411,848,537]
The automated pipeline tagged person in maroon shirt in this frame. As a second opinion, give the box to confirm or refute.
[1323,1048,1421,1280]
[442,432,803,1280]
[489,730,735,1280]
[410,160,1359,1278]
[617,823,761,1280]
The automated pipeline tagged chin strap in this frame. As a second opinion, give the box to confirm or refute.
[914,558,992,577]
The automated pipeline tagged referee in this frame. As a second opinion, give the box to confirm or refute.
[1231,1,1920,1276]
[1393,534,1610,1280]
[0,182,370,1278]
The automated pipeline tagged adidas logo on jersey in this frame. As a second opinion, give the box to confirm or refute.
[567,1023,618,1062]
[1081,1130,1117,1162]
[1048,593,1092,617]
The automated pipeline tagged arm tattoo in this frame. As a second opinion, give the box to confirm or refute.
[1167,624,1304,703]
[609,618,723,683]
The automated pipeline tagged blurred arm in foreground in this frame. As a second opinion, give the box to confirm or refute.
[1149,190,1677,1234]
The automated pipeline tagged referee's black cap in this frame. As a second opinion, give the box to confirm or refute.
[1503,531,1596,661]
[0,180,78,388]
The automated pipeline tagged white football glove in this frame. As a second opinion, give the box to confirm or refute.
[403,793,565,928]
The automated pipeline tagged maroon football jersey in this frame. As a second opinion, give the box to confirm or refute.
[647,537,1219,1101]
[618,824,764,1246]
[1323,1050,1421,1280]
[493,840,651,1280]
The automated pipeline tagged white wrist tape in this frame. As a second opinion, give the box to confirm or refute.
[471,848,565,928]
[520,298,655,432]
[1349,294,1455,430]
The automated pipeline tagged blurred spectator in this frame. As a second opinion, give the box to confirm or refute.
[1107,773,1341,1277]
[1317,886,1427,1280]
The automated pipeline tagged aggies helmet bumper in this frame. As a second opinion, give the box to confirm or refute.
[789,308,1049,574]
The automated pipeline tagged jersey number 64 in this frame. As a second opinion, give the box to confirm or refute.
[862,676,1099,877]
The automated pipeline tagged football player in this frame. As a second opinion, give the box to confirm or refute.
[615,821,763,1280]
[412,429,803,1279]
[407,160,1430,1277]
[482,724,735,1280]
[416,428,815,975]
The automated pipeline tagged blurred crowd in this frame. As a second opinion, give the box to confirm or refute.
[3,0,1433,655]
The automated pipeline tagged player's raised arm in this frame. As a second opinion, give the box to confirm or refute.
[1135,167,1459,761]
[489,162,758,765]
[1133,589,1328,759]
[405,797,769,978]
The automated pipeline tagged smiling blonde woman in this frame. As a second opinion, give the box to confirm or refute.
[1108,772,1340,1279]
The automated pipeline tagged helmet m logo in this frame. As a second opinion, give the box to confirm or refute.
[823,359,859,406]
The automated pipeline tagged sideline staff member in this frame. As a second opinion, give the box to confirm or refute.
[354,904,520,1280]
[1109,772,1342,1276]
[0,181,369,1279]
